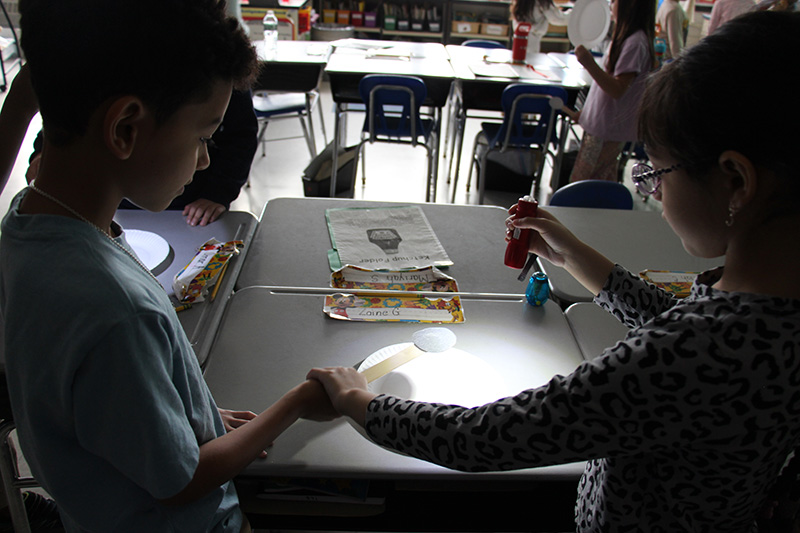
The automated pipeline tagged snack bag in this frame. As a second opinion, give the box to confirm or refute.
[173,239,243,303]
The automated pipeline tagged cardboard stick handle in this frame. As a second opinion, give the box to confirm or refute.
[360,344,423,383]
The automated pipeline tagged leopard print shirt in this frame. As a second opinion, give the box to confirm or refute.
[365,265,800,532]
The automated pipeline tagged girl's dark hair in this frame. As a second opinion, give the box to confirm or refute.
[607,0,655,73]
[510,0,557,23]
[638,11,798,180]
[20,0,258,146]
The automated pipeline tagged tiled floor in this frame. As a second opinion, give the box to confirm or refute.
[233,77,661,218]
[0,63,660,231]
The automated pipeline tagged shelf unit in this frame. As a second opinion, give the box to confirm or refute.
[449,0,512,44]
[314,0,516,44]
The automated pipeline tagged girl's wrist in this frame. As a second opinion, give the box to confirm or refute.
[340,388,377,427]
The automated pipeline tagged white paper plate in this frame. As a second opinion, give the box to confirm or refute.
[568,0,611,49]
[358,343,510,407]
[125,229,171,272]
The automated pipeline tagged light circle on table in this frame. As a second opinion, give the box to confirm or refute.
[125,229,171,272]
[568,0,611,49]
[352,343,514,450]
[358,343,510,408]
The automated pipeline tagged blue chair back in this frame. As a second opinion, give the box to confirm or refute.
[549,180,634,210]
[461,39,506,49]
[490,84,568,150]
[359,75,428,144]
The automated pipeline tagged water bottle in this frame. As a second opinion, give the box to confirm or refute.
[263,10,279,59]
[512,23,531,64]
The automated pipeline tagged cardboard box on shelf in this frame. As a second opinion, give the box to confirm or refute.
[481,22,509,36]
[452,20,480,34]
[322,9,336,23]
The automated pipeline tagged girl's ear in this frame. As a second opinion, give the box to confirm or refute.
[718,150,758,211]
[103,96,148,160]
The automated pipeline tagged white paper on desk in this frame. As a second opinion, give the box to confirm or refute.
[470,62,519,79]
[512,65,563,81]
[326,206,452,270]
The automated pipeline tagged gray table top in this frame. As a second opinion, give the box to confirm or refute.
[564,302,630,361]
[203,287,586,481]
[114,209,258,367]
[539,206,724,305]
[235,197,528,296]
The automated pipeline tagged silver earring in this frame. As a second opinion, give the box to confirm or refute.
[725,205,737,227]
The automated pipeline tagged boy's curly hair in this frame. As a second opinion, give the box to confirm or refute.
[20,0,258,145]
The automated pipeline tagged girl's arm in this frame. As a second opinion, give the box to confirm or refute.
[508,206,615,296]
[574,45,637,99]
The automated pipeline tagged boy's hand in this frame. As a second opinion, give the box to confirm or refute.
[183,199,226,226]
[218,408,257,432]
[218,408,267,458]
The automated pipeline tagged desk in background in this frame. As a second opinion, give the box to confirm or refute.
[253,39,330,94]
[444,46,591,191]
[540,206,723,306]
[324,41,455,200]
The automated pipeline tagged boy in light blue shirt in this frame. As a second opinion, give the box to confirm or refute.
[0,1,336,530]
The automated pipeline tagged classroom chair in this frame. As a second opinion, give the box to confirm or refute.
[549,179,634,210]
[463,83,568,204]
[0,379,37,533]
[444,40,507,189]
[358,74,439,202]
[252,88,326,159]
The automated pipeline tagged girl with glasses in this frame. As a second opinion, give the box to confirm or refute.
[308,11,800,531]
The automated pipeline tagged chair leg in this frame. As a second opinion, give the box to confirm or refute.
[0,421,33,533]
[256,120,269,158]
[297,107,315,158]
[465,133,482,194]
[449,114,467,203]
[478,151,489,205]
[316,92,328,147]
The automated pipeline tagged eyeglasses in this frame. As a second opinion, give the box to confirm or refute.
[631,163,681,196]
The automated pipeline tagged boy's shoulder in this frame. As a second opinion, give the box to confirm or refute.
[1,193,172,321]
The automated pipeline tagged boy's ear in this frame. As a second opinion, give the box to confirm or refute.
[718,150,757,210]
[103,96,148,160]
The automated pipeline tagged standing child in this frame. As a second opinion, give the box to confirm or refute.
[656,0,688,59]
[510,0,571,58]
[308,11,800,532]
[0,0,336,531]
[567,0,654,183]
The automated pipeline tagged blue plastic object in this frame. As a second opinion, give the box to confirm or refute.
[359,74,432,142]
[526,272,550,306]
[461,39,506,49]
[549,180,634,210]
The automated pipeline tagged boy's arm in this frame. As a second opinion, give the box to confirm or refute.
[160,380,337,506]
[0,65,39,192]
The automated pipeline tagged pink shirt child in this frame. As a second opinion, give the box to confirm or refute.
[579,30,652,143]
